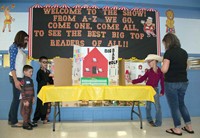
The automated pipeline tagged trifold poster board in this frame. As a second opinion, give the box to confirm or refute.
[53,58,72,86]
[119,59,149,86]
[73,45,118,86]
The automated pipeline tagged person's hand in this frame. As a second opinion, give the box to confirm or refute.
[24,101,29,106]
[49,73,54,77]
[141,20,145,24]
[125,77,131,83]
[50,74,55,81]
[14,80,22,90]
[159,93,164,96]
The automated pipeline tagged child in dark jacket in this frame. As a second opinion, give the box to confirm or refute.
[32,56,53,125]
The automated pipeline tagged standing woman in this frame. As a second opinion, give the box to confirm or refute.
[161,33,194,136]
[8,30,29,127]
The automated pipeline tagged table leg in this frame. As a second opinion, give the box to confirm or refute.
[138,102,143,129]
[58,102,61,121]
[53,102,61,131]
[53,102,57,131]
[130,101,143,129]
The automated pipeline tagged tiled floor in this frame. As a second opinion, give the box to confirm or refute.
[0,117,199,138]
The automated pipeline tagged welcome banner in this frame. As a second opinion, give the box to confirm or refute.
[29,5,160,59]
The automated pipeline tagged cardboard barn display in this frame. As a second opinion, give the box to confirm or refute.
[73,45,118,86]
[53,58,72,86]
[119,59,149,86]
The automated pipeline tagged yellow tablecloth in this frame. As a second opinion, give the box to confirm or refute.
[38,85,156,104]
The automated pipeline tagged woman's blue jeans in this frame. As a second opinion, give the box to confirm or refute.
[8,76,22,124]
[146,88,162,126]
[165,82,191,128]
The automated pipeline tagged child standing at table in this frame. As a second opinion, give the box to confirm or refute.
[126,54,164,127]
[32,56,53,125]
[20,65,35,130]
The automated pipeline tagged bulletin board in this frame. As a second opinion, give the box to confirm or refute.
[29,5,160,59]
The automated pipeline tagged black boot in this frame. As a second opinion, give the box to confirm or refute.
[23,124,33,130]
[28,122,38,127]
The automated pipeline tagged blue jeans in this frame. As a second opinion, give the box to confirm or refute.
[146,88,162,126]
[8,76,22,124]
[165,82,191,128]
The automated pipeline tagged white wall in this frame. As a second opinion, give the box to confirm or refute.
[160,17,200,53]
[0,12,200,54]
[0,12,28,50]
